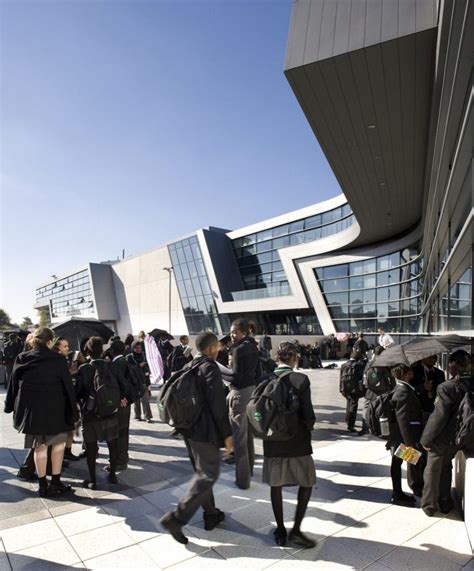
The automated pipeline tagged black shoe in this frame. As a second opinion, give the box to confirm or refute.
[82,480,97,490]
[146,419,153,424]
[439,502,454,514]
[274,527,287,547]
[235,481,250,490]
[61,459,70,468]
[160,513,188,545]
[104,464,127,472]
[17,469,38,482]
[64,451,81,462]
[48,481,72,496]
[38,485,49,498]
[204,509,225,531]
[347,427,357,433]
[423,507,436,517]
[78,451,87,459]
[107,473,118,484]
[289,530,316,549]
[412,489,423,498]
[223,453,235,465]
[391,493,416,506]
[171,430,183,440]
[358,428,368,436]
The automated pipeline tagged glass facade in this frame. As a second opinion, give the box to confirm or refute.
[169,236,229,335]
[232,204,353,296]
[229,311,323,336]
[35,269,94,320]
[315,246,422,333]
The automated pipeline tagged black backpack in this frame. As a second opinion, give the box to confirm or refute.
[3,342,20,361]
[367,390,396,438]
[88,363,121,419]
[455,383,474,450]
[341,360,365,398]
[157,361,203,430]
[364,366,393,396]
[246,371,301,441]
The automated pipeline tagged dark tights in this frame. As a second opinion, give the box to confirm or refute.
[270,486,312,532]
[390,455,403,496]
[85,439,118,483]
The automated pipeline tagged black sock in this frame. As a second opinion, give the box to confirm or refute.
[85,442,98,483]
[38,476,48,489]
[51,474,61,485]
[391,456,403,497]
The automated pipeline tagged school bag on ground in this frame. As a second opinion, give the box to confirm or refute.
[88,363,121,419]
[367,391,396,439]
[455,384,474,450]
[364,366,393,395]
[246,371,301,441]
[157,362,203,430]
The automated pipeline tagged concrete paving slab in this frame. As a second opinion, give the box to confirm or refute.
[83,544,159,570]
[54,506,121,537]
[8,538,81,570]
[67,521,134,561]
[0,518,63,554]
[139,533,210,568]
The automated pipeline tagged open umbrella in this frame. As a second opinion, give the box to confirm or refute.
[52,317,115,351]
[372,334,471,368]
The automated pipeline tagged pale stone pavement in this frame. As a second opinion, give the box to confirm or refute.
[0,369,473,570]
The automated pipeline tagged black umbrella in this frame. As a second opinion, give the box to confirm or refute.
[148,328,174,341]
[52,318,115,351]
[373,334,471,368]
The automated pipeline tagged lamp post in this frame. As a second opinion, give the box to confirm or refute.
[163,266,173,333]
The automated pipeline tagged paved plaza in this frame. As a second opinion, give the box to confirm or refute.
[0,369,473,570]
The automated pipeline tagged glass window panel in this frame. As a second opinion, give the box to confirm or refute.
[322,210,334,224]
[242,244,257,256]
[200,280,212,296]
[195,259,206,277]
[192,278,204,296]
[363,259,376,274]
[273,236,290,249]
[388,301,400,316]
[329,305,349,319]
[349,290,364,305]
[289,232,305,246]
[272,250,281,262]
[334,320,350,333]
[363,304,377,317]
[272,224,289,238]
[350,261,365,276]
[256,240,272,253]
[176,247,187,265]
[325,292,349,306]
[177,281,188,298]
[272,270,287,281]
[303,229,318,242]
[323,264,349,279]
[388,286,399,301]
[377,287,389,302]
[257,229,272,242]
[180,264,190,280]
[364,289,376,304]
[183,245,194,263]
[242,234,256,246]
[364,274,377,288]
[377,303,389,318]
[323,277,349,292]
[184,280,195,298]
[289,220,304,233]
[350,275,364,289]
[259,262,273,274]
[187,261,198,278]
[377,271,390,287]
[190,241,202,260]
[272,261,284,272]
[305,214,322,229]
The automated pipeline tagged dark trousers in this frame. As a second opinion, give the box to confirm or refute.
[421,446,456,512]
[133,395,152,420]
[117,405,131,467]
[390,447,425,496]
[175,440,220,525]
[345,397,359,429]
[228,386,255,489]
[5,361,14,389]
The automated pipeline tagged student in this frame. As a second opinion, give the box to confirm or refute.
[216,335,231,367]
[5,327,78,497]
[387,364,424,505]
[168,335,193,373]
[378,327,395,349]
[258,331,272,360]
[264,342,316,548]
[108,340,133,471]
[2,333,22,389]
[75,337,120,488]
[421,350,473,516]
[127,341,153,422]
[52,337,81,462]
[160,332,233,544]
[229,318,260,489]
[412,355,446,416]
[353,333,369,356]
[339,350,367,434]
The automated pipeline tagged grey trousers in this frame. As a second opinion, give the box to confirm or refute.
[175,440,220,525]
[228,385,255,489]
[134,395,152,420]
[421,446,456,512]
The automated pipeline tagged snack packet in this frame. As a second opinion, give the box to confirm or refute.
[394,444,422,465]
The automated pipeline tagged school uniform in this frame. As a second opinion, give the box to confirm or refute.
[263,367,316,487]
[389,381,425,496]
[420,374,474,514]
[170,356,232,525]
[109,355,132,468]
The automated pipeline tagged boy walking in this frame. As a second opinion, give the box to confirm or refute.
[160,332,233,544]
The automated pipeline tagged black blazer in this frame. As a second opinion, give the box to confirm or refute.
[263,370,316,459]
[183,356,232,446]
[231,337,259,390]
[421,375,474,452]
[5,348,78,435]
[109,356,132,402]
[412,364,446,414]
[389,382,424,447]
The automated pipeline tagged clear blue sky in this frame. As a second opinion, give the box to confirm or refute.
[1,0,341,324]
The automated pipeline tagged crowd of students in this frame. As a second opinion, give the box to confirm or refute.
[3,321,472,549]
[339,341,473,518]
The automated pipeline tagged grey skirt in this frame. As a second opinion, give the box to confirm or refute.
[24,432,69,449]
[262,455,316,487]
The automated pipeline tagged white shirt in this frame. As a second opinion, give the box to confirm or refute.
[378,333,394,348]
